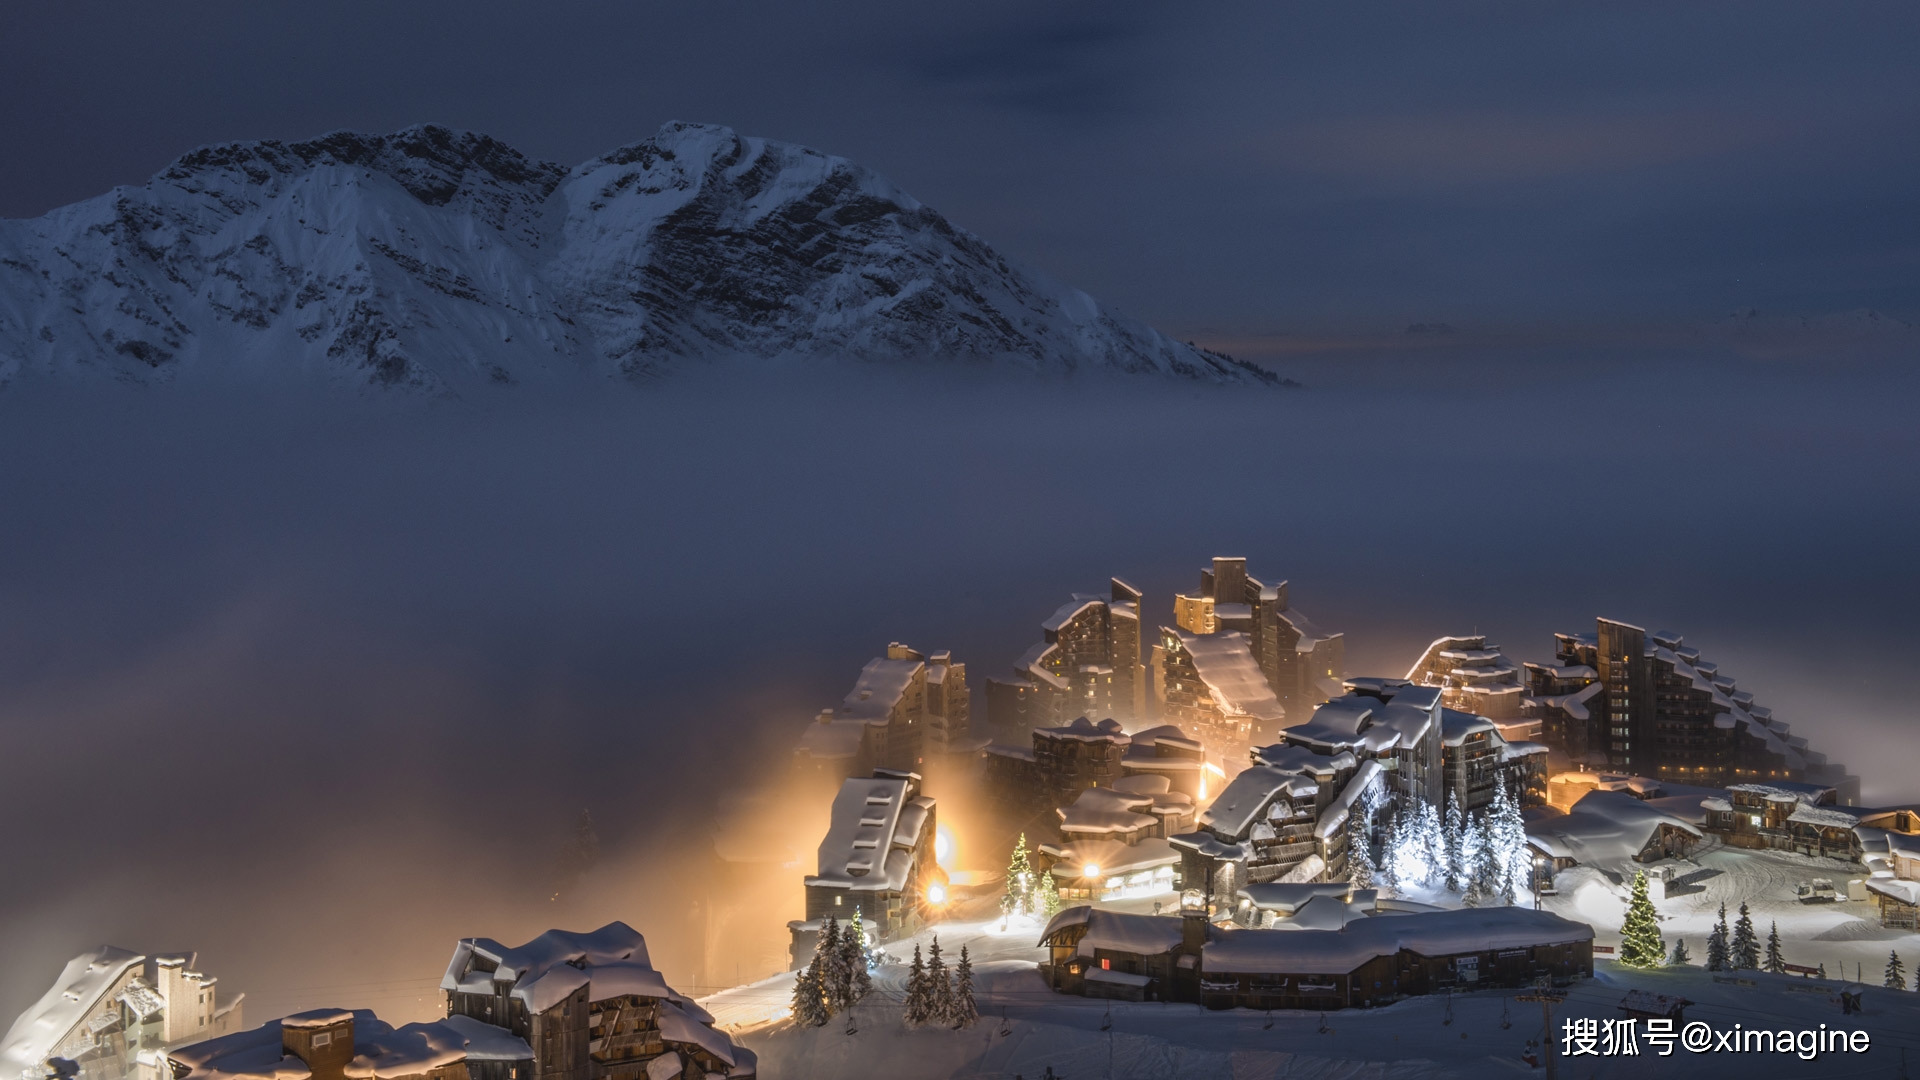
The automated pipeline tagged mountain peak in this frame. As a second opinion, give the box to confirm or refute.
[0,125,1280,393]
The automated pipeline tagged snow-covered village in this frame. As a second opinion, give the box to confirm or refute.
[10,555,1920,1080]
[7,5,1920,1079]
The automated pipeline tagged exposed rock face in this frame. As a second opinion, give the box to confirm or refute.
[0,122,1278,393]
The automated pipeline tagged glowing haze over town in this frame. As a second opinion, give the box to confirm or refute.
[2,4,1918,1079]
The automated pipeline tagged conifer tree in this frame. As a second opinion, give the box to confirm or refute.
[1668,938,1691,966]
[1764,922,1787,974]
[1348,803,1376,891]
[1442,792,1464,893]
[1886,951,1908,991]
[1618,870,1665,968]
[1376,812,1400,894]
[927,937,954,1024]
[949,946,978,1027]
[1419,800,1446,889]
[904,944,931,1025]
[1037,869,1063,919]
[791,952,828,1027]
[1003,834,1035,918]
[843,909,872,1003]
[1705,904,1730,971]
[820,916,848,1013]
[1731,903,1760,970]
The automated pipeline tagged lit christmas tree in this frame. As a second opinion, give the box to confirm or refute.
[1705,903,1730,971]
[843,908,873,1002]
[1618,870,1665,969]
[1003,834,1035,918]
[1764,922,1787,974]
[949,945,979,1027]
[1886,951,1907,991]
[1668,938,1691,966]
[1730,903,1760,970]
[1037,868,1063,919]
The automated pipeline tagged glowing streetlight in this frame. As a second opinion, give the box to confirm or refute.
[926,882,947,905]
[934,825,955,868]
[1082,863,1101,880]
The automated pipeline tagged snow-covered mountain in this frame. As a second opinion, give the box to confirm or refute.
[0,122,1278,393]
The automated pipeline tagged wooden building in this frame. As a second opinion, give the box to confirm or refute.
[439,923,751,1080]
[1038,903,1592,1010]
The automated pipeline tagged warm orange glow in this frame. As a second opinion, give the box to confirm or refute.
[934,824,955,868]
[1082,863,1101,879]
[926,882,947,905]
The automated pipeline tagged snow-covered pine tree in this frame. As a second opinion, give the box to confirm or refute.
[1442,792,1464,893]
[1668,938,1691,966]
[1618,870,1664,968]
[904,944,930,1025]
[791,952,828,1026]
[1461,815,1491,907]
[1731,903,1760,970]
[1886,951,1908,990]
[843,909,872,1003]
[927,937,953,1024]
[820,916,848,1013]
[1764,922,1787,974]
[1348,802,1376,890]
[1486,777,1530,904]
[1419,800,1445,890]
[949,946,978,1028]
[1705,904,1730,971]
[1004,834,1035,918]
[1376,811,1400,894]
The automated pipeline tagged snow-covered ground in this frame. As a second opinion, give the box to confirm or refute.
[706,866,1920,1078]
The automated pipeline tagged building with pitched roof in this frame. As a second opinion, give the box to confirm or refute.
[438,923,749,1080]
[985,580,1148,743]
[792,643,970,779]
[791,769,941,957]
[1166,557,1345,724]
[0,950,242,1080]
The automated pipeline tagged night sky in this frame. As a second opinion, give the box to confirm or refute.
[4,1,1918,352]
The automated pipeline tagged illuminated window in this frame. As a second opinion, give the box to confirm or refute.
[1101,959,1110,970]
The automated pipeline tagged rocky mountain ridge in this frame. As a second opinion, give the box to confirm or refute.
[0,122,1280,393]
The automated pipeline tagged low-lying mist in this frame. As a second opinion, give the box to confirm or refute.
[2,351,1917,1028]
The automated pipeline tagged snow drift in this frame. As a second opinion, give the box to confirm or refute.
[0,122,1279,393]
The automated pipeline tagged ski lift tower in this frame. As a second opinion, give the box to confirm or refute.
[1516,978,1568,1080]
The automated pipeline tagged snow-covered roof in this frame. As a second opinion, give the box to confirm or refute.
[1200,766,1318,837]
[440,923,651,1014]
[1866,877,1920,907]
[1276,608,1338,652]
[1284,690,1435,756]
[1250,743,1355,776]
[1237,882,1349,914]
[1439,709,1499,747]
[836,657,922,724]
[1,947,147,1080]
[434,1016,532,1062]
[1084,968,1151,988]
[169,1011,532,1080]
[656,1002,735,1068]
[1525,790,1702,865]
[1127,725,1199,751]
[1040,837,1180,878]
[1038,906,1186,956]
[1175,630,1285,723]
[1203,908,1592,976]
[804,775,932,892]
[1314,759,1385,840]
[1532,682,1602,721]
[1058,788,1157,835]
[794,718,866,760]
[1042,596,1104,633]
[1168,831,1248,861]
[1035,717,1129,743]
[1788,804,1862,830]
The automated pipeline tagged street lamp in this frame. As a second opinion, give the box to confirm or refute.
[1533,856,1548,910]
